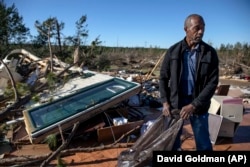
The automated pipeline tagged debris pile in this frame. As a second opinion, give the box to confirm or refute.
[1,49,250,166]
[0,49,165,166]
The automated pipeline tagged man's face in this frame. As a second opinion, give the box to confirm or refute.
[185,17,205,46]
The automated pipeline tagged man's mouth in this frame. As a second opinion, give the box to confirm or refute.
[196,36,202,40]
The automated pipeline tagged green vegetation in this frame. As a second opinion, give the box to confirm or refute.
[45,134,58,151]
[4,82,30,98]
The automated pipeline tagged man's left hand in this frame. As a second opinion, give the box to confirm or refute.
[180,104,195,120]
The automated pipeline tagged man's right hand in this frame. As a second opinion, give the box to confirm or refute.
[162,102,170,116]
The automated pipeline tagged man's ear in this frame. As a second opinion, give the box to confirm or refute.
[184,27,187,32]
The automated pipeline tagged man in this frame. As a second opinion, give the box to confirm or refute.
[159,14,219,151]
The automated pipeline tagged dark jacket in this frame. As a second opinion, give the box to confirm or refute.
[159,38,219,115]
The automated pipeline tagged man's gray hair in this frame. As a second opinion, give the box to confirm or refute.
[184,14,205,28]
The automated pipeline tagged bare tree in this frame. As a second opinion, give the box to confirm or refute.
[35,17,58,72]
[0,59,19,102]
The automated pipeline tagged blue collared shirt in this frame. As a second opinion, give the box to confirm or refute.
[181,45,199,96]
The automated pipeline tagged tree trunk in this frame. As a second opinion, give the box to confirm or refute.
[0,59,19,102]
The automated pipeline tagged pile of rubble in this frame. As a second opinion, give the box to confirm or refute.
[0,49,165,166]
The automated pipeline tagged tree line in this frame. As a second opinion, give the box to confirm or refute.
[1,0,250,74]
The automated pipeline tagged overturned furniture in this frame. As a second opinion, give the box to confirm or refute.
[23,77,141,143]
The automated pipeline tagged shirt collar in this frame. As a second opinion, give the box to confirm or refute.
[194,44,199,50]
[181,38,201,52]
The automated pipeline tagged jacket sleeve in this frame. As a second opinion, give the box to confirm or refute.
[159,51,171,104]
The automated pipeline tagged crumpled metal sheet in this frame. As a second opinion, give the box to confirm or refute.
[118,109,183,167]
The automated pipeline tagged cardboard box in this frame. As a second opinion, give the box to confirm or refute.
[208,97,221,114]
[208,95,243,122]
[218,118,240,137]
[220,104,243,122]
[208,113,223,144]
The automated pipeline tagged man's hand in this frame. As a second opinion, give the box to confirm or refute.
[180,104,196,120]
[162,102,171,116]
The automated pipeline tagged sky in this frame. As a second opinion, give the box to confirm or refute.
[5,0,250,49]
